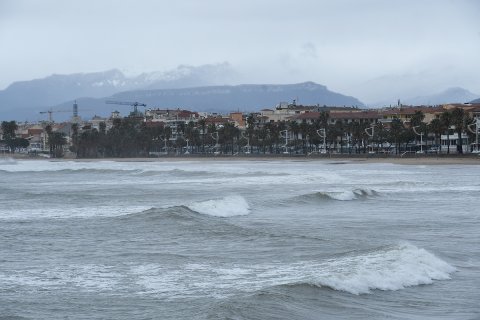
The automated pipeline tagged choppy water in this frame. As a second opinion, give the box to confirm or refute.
[0,159,479,319]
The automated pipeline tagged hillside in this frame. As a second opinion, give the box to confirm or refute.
[403,87,479,106]
[52,82,364,120]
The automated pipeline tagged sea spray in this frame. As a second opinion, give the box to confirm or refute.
[130,243,455,297]
[187,195,251,217]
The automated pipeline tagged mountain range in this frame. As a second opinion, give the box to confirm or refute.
[0,66,363,121]
[401,87,480,106]
[1,65,479,122]
[52,82,364,119]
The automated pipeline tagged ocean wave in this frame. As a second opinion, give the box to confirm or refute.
[1,195,250,221]
[129,243,455,298]
[277,243,455,295]
[0,157,17,165]
[186,195,251,217]
[297,188,378,202]
[137,168,210,177]
[0,167,143,175]
[119,195,251,220]
[1,205,155,220]
[3,243,454,299]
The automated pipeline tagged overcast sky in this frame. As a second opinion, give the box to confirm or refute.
[1,0,479,103]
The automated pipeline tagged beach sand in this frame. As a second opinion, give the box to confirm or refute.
[6,153,480,165]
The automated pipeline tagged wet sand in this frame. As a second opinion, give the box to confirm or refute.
[6,153,480,165]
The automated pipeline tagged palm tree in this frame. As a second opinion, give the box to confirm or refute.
[163,126,172,154]
[440,111,453,154]
[71,123,79,156]
[389,118,404,154]
[451,107,469,154]
[334,121,345,153]
[288,120,299,153]
[410,110,425,127]
[428,118,444,152]
[1,120,19,153]
[198,118,207,152]
[45,124,54,156]
[319,111,330,129]
[246,114,256,153]
[49,132,67,158]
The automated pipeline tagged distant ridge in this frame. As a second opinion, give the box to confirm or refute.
[403,87,480,106]
[0,64,235,120]
[53,82,364,119]
[0,66,364,121]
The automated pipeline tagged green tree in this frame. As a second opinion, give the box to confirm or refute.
[198,118,207,152]
[49,132,67,158]
[451,107,469,154]
[428,118,444,152]
[440,111,453,154]
[410,110,425,127]
[1,120,20,153]
[389,118,404,154]
[70,123,79,156]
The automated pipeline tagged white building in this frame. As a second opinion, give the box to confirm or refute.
[440,133,470,153]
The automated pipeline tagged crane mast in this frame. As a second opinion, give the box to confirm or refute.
[105,100,146,117]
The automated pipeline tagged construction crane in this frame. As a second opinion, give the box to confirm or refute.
[105,100,146,117]
[40,101,89,123]
[39,109,71,122]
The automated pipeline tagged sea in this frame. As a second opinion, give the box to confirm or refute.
[0,158,479,319]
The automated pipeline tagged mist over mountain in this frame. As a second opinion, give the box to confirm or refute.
[402,87,480,106]
[0,63,364,121]
[51,82,364,120]
[0,63,236,120]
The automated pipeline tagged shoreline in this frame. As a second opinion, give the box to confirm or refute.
[4,153,480,165]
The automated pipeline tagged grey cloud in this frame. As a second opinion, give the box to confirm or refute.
[0,0,479,103]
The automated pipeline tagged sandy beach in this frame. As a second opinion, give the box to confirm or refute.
[5,153,480,165]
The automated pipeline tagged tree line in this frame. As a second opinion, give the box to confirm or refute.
[70,107,474,157]
[1,107,475,157]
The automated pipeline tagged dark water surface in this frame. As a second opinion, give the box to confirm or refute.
[1,159,479,319]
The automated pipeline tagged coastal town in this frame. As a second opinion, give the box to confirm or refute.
[1,100,480,158]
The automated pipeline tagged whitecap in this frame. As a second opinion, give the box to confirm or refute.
[187,195,251,217]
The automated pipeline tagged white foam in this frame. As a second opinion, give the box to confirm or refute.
[129,243,455,298]
[0,244,454,298]
[0,205,153,220]
[0,157,17,165]
[328,190,357,201]
[0,264,122,292]
[313,243,456,294]
[319,188,377,201]
[187,195,251,217]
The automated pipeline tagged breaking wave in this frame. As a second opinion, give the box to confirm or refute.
[1,195,251,221]
[121,195,251,220]
[289,243,455,295]
[297,189,378,202]
[186,195,251,217]
[129,243,455,298]
[0,157,17,165]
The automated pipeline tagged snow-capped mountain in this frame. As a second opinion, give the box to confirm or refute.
[52,81,364,120]
[0,63,236,120]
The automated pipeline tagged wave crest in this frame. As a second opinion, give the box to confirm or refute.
[119,195,251,220]
[298,188,378,202]
[187,195,251,217]
[289,243,455,295]
[128,243,455,298]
